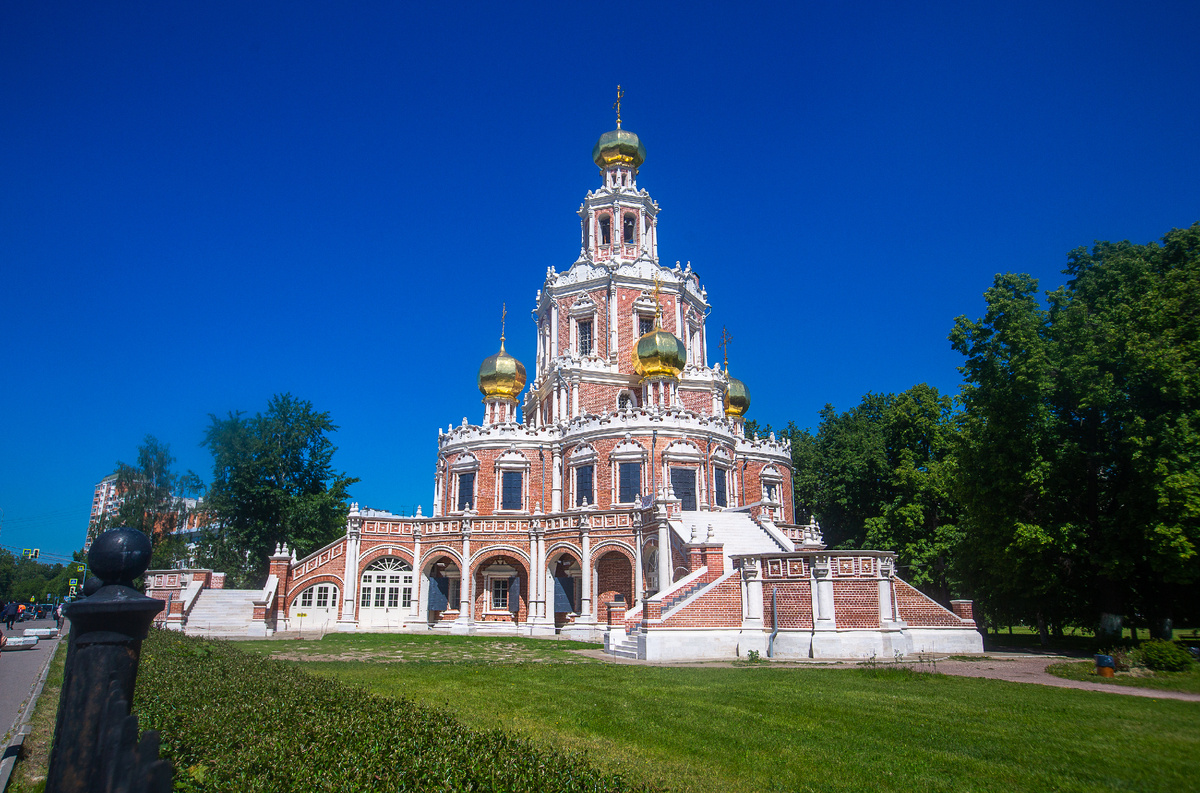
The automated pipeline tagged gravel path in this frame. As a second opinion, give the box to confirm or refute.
[931,655,1200,702]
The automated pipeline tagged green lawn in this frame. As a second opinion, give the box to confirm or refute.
[290,651,1200,792]
[237,631,601,663]
[1046,660,1200,694]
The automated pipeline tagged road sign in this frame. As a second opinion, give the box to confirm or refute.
[23,548,40,559]
[69,585,77,596]
[70,579,79,586]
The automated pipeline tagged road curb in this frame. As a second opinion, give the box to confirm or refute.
[0,635,61,793]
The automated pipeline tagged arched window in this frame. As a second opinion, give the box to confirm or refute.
[599,216,611,245]
[360,557,413,611]
[293,583,339,611]
[623,213,637,245]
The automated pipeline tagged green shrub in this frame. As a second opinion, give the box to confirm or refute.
[134,630,654,792]
[1140,639,1194,672]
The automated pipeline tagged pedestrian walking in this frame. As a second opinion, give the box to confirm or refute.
[2,601,18,630]
[55,603,64,630]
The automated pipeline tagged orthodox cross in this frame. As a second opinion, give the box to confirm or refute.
[652,273,663,328]
[614,85,624,128]
[500,303,507,343]
[719,326,732,370]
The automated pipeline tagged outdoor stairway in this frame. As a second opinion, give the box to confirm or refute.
[606,632,641,660]
[676,511,792,565]
[183,589,260,637]
[660,577,710,614]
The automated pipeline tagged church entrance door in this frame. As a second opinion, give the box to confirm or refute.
[670,467,697,511]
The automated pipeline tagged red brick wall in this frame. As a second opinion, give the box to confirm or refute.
[762,581,814,629]
[661,576,742,627]
[832,580,881,629]
[894,580,965,627]
[595,549,634,612]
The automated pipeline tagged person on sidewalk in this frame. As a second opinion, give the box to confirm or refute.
[2,601,18,630]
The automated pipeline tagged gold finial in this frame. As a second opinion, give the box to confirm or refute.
[500,303,507,345]
[719,326,732,370]
[652,273,664,328]
[614,85,624,129]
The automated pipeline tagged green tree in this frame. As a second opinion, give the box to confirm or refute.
[864,384,963,603]
[952,223,1200,638]
[108,435,203,569]
[197,393,358,587]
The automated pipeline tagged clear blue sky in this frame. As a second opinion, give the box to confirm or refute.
[3,2,1198,559]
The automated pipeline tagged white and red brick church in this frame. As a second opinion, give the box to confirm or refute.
[151,112,982,659]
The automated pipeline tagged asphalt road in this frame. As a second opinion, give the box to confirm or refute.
[1,617,62,741]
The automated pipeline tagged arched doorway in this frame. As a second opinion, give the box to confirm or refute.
[290,582,340,633]
[471,552,528,627]
[358,557,413,629]
[425,555,462,625]
[546,549,582,629]
[594,549,634,616]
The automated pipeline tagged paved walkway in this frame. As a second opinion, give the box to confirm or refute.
[576,647,1200,702]
[1,618,62,743]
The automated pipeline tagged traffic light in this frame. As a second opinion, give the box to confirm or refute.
[22,548,40,559]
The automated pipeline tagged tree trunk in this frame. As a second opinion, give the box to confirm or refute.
[1036,612,1049,646]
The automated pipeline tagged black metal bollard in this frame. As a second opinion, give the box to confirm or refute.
[45,527,172,793]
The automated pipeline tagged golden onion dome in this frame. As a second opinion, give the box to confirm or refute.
[593,128,646,169]
[724,376,751,417]
[478,339,526,400]
[633,327,687,379]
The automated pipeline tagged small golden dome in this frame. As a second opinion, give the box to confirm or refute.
[478,339,526,400]
[593,128,646,169]
[724,375,751,417]
[633,327,687,379]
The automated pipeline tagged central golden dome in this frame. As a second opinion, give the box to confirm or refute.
[724,375,751,417]
[478,339,526,400]
[633,327,687,379]
[593,128,646,169]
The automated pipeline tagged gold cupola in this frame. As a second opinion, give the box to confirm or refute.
[478,305,526,401]
[593,85,645,169]
[633,279,686,379]
[719,326,750,417]
[593,128,646,169]
[724,375,750,417]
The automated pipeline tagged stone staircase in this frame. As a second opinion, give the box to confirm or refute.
[605,631,641,660]
[183,589,261,637]
[676,511,792,565]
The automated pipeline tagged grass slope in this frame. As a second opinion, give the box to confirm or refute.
[307,659,1200,793]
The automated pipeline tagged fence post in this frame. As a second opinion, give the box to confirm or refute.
[44,527,172,793]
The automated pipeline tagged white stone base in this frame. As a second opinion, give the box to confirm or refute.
[905,628,984,655]
[635,626,981,660]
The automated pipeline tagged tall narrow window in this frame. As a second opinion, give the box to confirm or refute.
[714,468,728,508]
[457,472,475,511]
[639,316,654,336]
[619,462,641,503]
[501,471,523,510]
[599,217,611,245]
[623,213,636,244]
[576,465,594,507]
[491,578,509,610]
[578,320,592,355]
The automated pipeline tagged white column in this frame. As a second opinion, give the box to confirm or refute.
[633,524,644,606]
[741,559,764,627]
[551,446,562,512]
[457,529,472,624]
[339,515,362,626]
[432,472,442,518]
[537,531,547,619]
[609,285,618,361]
[411,529,423,618]
[657,518,671,593]
[572,378,580,418]
[581,525,592,620]
[550,301,559,357]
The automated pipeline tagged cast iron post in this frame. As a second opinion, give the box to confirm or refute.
[45,527,172,793]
